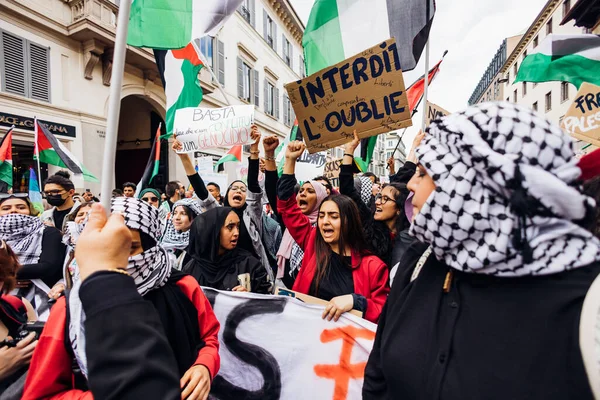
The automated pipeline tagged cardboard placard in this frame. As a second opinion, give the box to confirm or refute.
[275,288,363,318]
[323,159,342,180]
[561,83,600,147]
[285,38,412,154]
[426,101,450,127]
[296,151,327,182]
[174,105,255,152]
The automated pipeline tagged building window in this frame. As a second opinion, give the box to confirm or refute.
[546,18,553,35]
[533,36,538,48]
[513,90,517,103]
[522,50,527,62]
[199,37,213,68]
[0,31,50,102]
[533,101,538,111]
[264,80,279,118]
[299,55,305,78]
[237,57,259,106]
[563,0,571,17]
[522,82,527,96]
[263,11,277,51]
[561,82,569,102]
[545,91,552,111]
[513,63,518,76]
[283,37,292,68]
[283,94,293,126]
[506,71,510,83]
[238,0,252,24]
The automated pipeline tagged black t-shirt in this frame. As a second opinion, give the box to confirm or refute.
[53,207,71,231]
[309,252,354,301]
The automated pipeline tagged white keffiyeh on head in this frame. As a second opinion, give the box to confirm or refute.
[0,214,44,264]
[161,198,203,253]
[69,197,172,378]
[410,102,600,277]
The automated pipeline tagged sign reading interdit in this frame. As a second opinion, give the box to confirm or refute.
[562,82,600,146]
[285,38,412,154]
[174,105,255,152]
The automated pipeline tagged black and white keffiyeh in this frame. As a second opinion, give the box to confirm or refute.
[0,214,45,264]
[355,176,373,206]
[69,197,172,377]
[161,198,203,253]
[410,102,600,277]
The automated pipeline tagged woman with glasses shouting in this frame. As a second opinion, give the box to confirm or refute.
[0,193,65,321]
[341,131,427,285]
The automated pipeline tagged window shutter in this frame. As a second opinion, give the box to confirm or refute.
[264,78,268,112]
[1,32,27,97]
[217,40,225,85]
[263,10,268,41]
[249,0,255,27]
[29,42,50,102]
[273,24,278,52]
[274,86,280,119]
[237,57,243,99]
[282,34,286,59]
[299,55,305,77]
[253,69,259,107]
[283,95,289,126]
[289,44,293,69]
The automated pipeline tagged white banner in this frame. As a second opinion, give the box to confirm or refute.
[175,105,255,152]
[295,151,327,182]
[202,288,376,400]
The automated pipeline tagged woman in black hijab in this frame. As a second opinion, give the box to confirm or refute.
[184,207,270,294]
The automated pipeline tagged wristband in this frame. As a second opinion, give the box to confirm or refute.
[250,150,260,155]
[343,153,354,158]
[264,156,275,161]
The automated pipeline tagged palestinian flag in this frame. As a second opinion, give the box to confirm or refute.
[303,0,435,75]
[214,145,242,172]
[515,34,600,89]
[34,119,98,182]
[28,167,43,215]
[128,0,243,50]
[155,41,205,137]
[135,123,162,196]
[0,127,13,190]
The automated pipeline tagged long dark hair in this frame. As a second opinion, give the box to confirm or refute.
[383,182,410,233]
[313,195,368,292]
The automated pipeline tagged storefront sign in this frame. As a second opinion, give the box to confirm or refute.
[0,112,76,138]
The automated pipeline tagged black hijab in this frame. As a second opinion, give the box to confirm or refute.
[184,207,248,287]
[223,180,256,257]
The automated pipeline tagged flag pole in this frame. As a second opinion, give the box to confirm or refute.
[420,40,431,133]
[191,40,231,107]
[33,119,43,192]
[100,0,132,212]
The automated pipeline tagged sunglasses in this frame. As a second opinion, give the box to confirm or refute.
[0,193,28,200]
[142,196,159,203]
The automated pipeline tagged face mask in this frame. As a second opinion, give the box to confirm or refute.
[47,194,66,207]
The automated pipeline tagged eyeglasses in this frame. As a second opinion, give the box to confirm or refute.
[229,186,247,193]
[142,196,159,203]
[375,194,393,205]
[0,193,28,200]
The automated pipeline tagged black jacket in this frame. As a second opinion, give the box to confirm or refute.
[80,272,180,400]
[363,251,598,400]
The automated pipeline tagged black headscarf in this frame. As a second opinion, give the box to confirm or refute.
[222,180,256,257]
[185,207,247,287]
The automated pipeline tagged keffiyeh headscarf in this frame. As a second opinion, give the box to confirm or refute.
[276,180,328,278]
[161,198,203,253]
[69,197,173,377]
[410,102,600,276]
[355,176,373,206]
[0,214,45,264]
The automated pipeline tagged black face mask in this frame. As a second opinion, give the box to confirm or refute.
[46,194,66,207]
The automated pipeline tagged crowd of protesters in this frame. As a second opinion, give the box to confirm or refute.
[1,103,600,399]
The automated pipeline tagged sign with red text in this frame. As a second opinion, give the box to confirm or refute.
[174,105,255,152]
[203,288,376,399]
[285,38,412,154]
[562,83,600,146]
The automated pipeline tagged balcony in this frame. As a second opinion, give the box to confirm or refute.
[239,6,251,24]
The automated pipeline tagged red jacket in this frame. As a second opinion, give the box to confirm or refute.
[22,275,220,400]
[278,195,389,323]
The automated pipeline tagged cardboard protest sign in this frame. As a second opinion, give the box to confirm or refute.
[295,151,327,182]
[323,159,342,180]
[561,83,600,146]
[285,38,412,154]
[205,288,375,399]
[174,105,254,152]
[425,101,450,127]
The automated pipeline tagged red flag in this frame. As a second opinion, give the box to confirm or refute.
[406,56,445,113]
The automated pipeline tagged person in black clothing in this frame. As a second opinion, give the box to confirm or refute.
[122,182,137,198]
[184,207,270,293]
[341,131,426,282]
[41,171,78,232]
[0,194,65,320]
[364,102,600,399]
[206,182,223,205]
[73,203,181,400]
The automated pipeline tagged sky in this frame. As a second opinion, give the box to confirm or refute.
[289,0,549,146]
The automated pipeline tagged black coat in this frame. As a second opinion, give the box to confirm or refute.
[363,248,598,400]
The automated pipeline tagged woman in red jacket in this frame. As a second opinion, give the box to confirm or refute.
[277,141,390,323]
[22,197,220,400]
